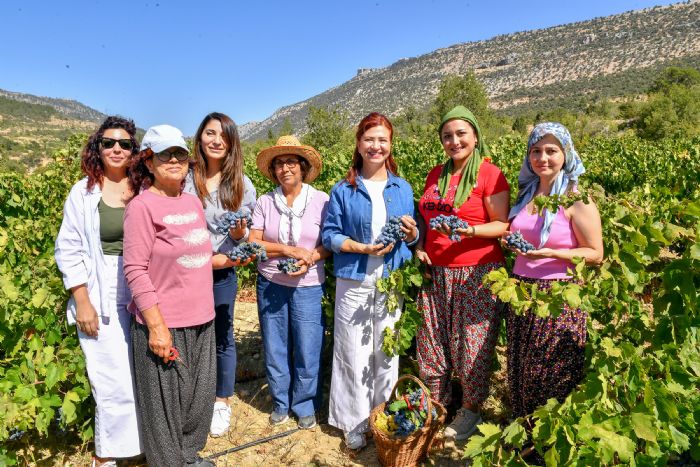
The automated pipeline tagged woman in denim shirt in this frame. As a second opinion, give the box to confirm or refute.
[322,112,418,450]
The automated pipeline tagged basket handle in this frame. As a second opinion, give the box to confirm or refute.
[390,374,435,426]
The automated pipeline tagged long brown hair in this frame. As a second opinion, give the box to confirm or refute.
[192,112,244,211]
[344,112,398,188]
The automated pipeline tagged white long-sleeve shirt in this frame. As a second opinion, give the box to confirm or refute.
[54,177,111,324]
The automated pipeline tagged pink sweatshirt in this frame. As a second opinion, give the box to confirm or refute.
[124,190,214,328]
[511,206,579,279]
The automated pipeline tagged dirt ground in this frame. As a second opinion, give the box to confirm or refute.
[17,294,509,466]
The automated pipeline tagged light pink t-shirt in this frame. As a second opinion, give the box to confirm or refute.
[124,190,214,328]
[252,190,329,287]
[511,206,578,279]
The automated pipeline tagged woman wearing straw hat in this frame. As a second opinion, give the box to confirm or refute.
[124,125,216,467]
[184,112,257,437]
[250,135,329,430]
[415,106,510,440]
[503,122,602,419]
[322,112,419,450]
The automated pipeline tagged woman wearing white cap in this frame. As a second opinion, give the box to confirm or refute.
[55,116,142,466]
[123,125,216,467]
[249,135,329,430]
[184,112,257,437]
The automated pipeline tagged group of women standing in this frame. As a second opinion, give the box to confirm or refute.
[55,105,602,465]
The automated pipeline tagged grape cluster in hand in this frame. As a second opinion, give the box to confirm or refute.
[277,257,301,274]
[226,242,268,262]
[375,216,407,246]
[429,214,468,242]
[215,209,253,235]
[505,231,535,253]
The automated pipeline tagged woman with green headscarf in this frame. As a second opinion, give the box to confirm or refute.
[415,106,510,440]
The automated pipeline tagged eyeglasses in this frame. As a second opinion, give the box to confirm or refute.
[101,137,134,150]
[272,158,300,169]
[155,149,190,162]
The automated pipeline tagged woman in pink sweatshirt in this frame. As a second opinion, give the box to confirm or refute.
[123,125,215,467]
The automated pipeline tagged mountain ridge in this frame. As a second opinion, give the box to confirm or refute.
[239,1,700,141]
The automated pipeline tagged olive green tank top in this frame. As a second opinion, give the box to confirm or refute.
[99,198,125,256]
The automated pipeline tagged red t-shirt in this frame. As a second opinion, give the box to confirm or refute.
[419,160,510,267]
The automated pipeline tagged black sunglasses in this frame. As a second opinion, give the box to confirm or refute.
[100,137,134,150]
[155,149,190,162]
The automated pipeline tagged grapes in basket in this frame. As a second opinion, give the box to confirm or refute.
[374,385,438,438]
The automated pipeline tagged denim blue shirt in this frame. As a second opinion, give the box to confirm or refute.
[322,171,416,281]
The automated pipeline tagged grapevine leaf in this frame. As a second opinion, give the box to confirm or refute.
[502,421,527,448]
[31,288,49,308]
[562,284,582,309]
[630,412,657,442]
[44,363,61,390]
[668,425,690,452]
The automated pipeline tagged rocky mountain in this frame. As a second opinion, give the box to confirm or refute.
[239,1,700,141]
[0,90,106,171]
[0,89,105,123]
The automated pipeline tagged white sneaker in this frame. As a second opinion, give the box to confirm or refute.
[210,401,231,437]
[444,408,481,440]
[91,460,117,467]
[344,430,367,450]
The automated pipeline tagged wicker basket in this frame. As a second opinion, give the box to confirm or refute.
[369,375,446,467]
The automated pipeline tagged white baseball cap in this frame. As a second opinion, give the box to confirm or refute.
[140,124,189,153]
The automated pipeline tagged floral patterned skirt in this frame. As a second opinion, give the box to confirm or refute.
[506,275,587,418]
[417,262,503,406]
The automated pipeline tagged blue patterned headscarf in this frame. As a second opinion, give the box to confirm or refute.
[508,122,586,248]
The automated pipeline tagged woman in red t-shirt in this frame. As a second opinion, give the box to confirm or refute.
[415,106,510,440]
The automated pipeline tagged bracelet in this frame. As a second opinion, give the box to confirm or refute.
[468,225,476,238]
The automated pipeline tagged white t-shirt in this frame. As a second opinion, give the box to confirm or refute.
[362,178,388,279]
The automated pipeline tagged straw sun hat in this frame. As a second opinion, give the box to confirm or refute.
[256,135,322,183]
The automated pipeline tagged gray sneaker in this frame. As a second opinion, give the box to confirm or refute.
[444,408,482,440]
[297,415,317,429]
[269,411,289,425]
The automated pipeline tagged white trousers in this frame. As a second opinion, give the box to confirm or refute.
[77,255,142,458]
[328,258,402,434]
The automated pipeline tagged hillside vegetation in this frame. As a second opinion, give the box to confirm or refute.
[0,91,104,173]
[239,1,700,140]
[2,65,699,465]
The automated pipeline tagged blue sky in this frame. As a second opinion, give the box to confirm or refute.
[0,0,679,135]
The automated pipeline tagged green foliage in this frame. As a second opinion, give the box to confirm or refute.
[430,72,490,126]
[302,105,353,151]
[647,66,700,94]
[0,134,93,461]
[634,84,700,140]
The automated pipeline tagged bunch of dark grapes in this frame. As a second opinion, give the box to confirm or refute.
[393,412,417,437]
[505,231,535,253]
[375,216,407,246]
[277,258,301,274]
[429,214,468,242]
[215,209,253,235]
[8,427,25,441]
[226,242,268,262]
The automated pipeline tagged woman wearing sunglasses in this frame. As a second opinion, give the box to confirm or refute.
[184,112,256,437]
[124,125,216,467]
[55,116,142,466]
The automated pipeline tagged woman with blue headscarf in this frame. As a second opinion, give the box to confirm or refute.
[504,122,603,418]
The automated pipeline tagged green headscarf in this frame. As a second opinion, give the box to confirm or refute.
[436,106,490,209]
